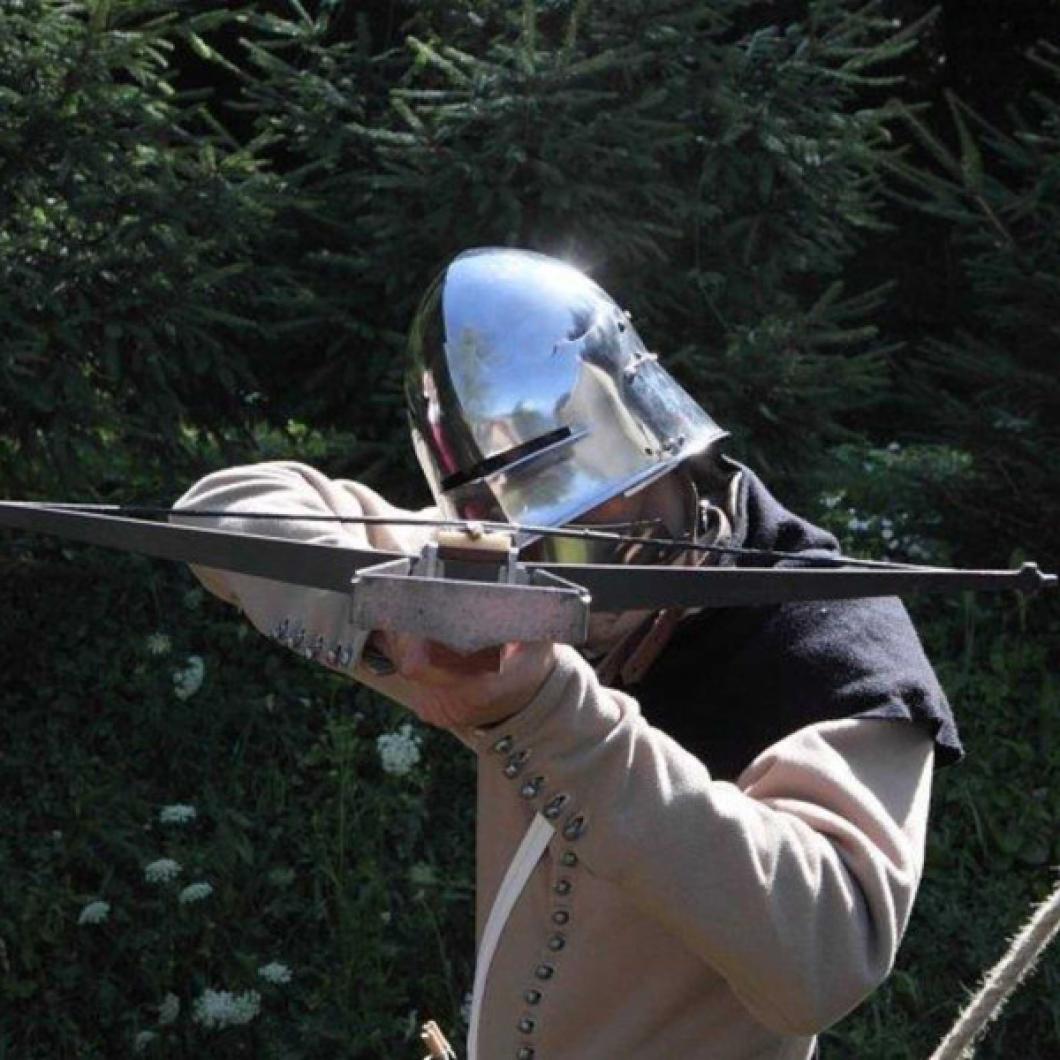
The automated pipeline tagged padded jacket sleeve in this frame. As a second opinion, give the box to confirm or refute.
[171,460,439,691]
[459,648,933,1035]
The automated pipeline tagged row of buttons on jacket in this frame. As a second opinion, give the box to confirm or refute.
[493,731,588,1059]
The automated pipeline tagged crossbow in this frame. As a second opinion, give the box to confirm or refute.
[0,500,1055,669]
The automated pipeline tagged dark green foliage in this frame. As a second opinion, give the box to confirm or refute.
[0,1,288,496]
[1,1,1058,1057]
[0,516,475,1057]
[881,43,1060,565]
[234,0,924,494]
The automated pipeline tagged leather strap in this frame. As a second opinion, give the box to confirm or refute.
[468,813,555,1060]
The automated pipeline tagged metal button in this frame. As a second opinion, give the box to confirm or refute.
[517,1016,536,1034]
[551,909,569,926]
[553,878,571,897]
[516,1048,535,1060]
[534,963,554,980]
[493,735,514,754]
[503,750,530,778]
[543,794,568,819]
[524,989,542,1005]
[548,934,565,952]
[560,851,578,868]
[520,776,544,799]
[562,814,586,841]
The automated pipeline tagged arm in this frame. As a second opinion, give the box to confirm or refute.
[172,461,555,724]
[170,460,439,684]
[174,462,934,1034]
[457,647,934,1036]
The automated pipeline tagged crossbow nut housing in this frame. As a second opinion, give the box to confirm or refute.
[348,533,591,660]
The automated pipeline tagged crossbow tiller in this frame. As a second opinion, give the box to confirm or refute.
[0,501,1055,665]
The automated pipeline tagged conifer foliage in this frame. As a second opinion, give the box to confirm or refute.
[237,0,926,492]
[885,43,1060,564]
[1,3,1057,1058]
[0,0,285,493]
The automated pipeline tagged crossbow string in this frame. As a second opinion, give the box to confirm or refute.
[0,500,1054,632]
[24,502,1002,574]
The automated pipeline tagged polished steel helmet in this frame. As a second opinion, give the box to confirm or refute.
[405,248,727,534]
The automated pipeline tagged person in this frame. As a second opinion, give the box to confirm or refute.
[174,248,961,1059]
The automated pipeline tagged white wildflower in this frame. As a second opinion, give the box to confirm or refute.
[991,410,1031,433]
[133,1029,157,1053]
[409,862,436,887]
[178,881,213,904]
[144,858,182,884]
[376,723,422,777]
[192,988,261,1030]
[267,866,295,888]
[157,992,180,1026]
[257,961,293,985]
[145,632,172,656]
[159,803,197,825]
[77,899,110,925]
[172,655,205,701]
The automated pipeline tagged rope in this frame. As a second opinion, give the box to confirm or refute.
[928,872,1060,1060]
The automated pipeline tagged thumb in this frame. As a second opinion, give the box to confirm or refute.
[377,632,433,681]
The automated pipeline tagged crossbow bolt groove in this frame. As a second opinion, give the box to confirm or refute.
[0,502,1055,667]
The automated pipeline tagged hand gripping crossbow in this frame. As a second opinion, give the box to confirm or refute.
[0,500,1055,671]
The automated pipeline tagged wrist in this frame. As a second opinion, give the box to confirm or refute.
[473,644,559,728]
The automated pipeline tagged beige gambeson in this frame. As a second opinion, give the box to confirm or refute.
[174,461,934,1060]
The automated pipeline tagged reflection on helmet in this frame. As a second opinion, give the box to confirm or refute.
[405,248,727,541]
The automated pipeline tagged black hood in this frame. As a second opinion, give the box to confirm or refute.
[625,460,962,780]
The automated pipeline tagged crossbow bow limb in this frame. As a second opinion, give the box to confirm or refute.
[1,500,1055,667]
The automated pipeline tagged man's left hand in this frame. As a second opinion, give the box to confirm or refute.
[366,632,558,730]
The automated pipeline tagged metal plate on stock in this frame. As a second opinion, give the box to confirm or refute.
[349,570,591,654]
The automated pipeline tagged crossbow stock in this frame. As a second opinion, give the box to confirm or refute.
[1,500,1055,669]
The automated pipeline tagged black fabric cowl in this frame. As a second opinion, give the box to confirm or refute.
[626,461,963,781]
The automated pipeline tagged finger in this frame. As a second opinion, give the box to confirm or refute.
[378,631,432,679]
[380,631,517,680]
